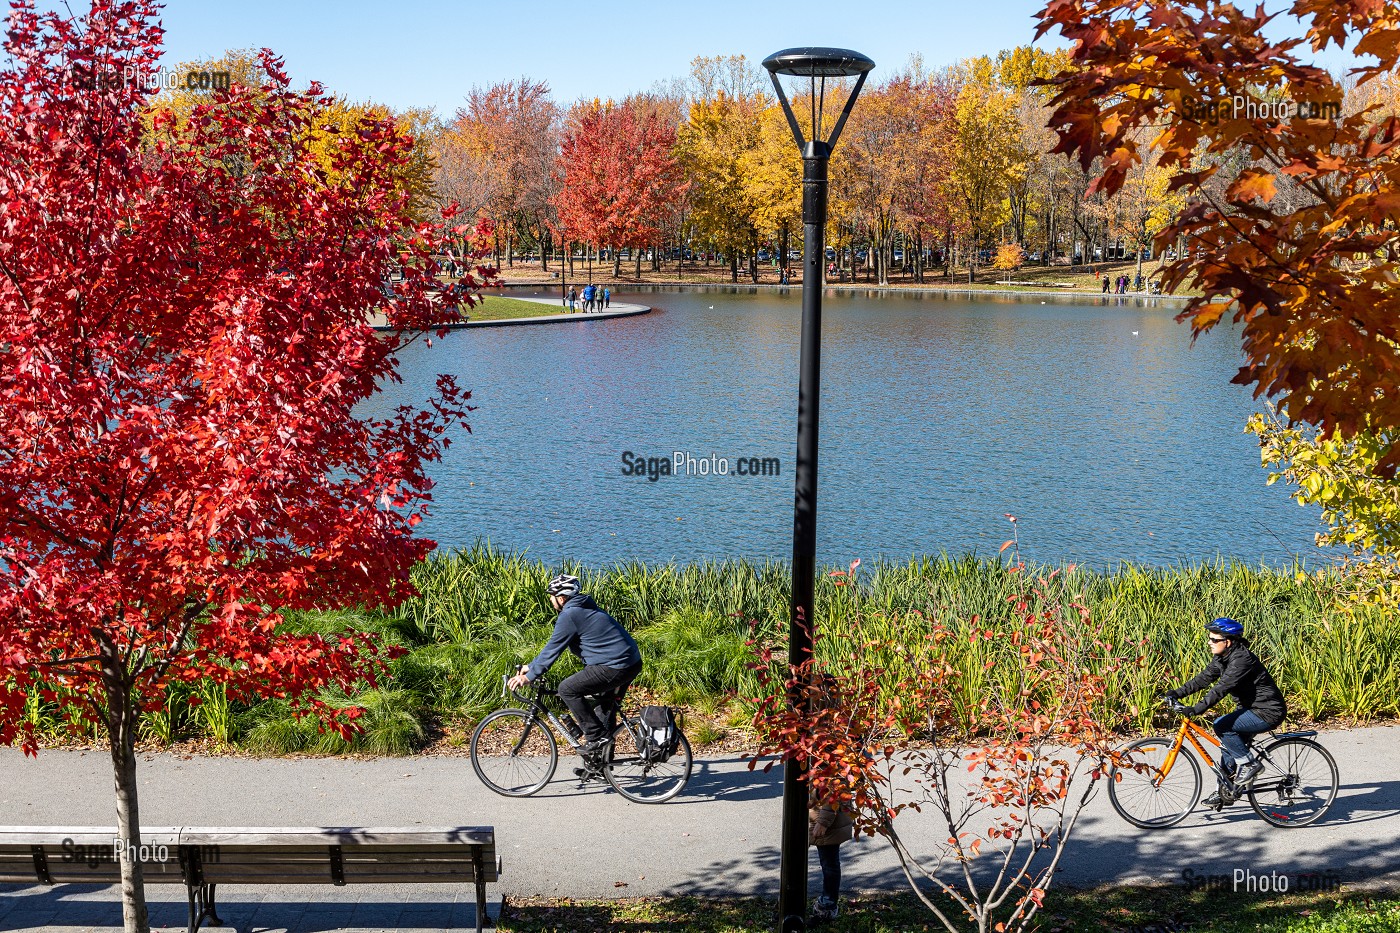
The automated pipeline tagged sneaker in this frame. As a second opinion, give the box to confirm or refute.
[572,765,603,783]
[579,738,610,764]
[1234,759,1264,788]
[1202,789,1235,809]
[811,896,840,922]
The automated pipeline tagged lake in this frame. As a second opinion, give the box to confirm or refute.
[365,286,1322,569]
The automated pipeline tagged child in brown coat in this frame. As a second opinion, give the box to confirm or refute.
[809,783,855,921]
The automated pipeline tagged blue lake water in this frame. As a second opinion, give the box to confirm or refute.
[364,286,1323,569]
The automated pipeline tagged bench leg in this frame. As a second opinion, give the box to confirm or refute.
[186,882,222,932]
[476,878,487,933]
[205,884,223,927]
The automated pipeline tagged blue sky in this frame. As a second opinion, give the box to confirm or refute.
[142,0,1363,116]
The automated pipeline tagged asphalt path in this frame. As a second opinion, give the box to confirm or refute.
[2,724,1398,930]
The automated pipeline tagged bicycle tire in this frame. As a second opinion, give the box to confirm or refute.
[470,708,558,797]
[1108,736,1202,829]
[1248,737,1339,828]
[603,723,693,804]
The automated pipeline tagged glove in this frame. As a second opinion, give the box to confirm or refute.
[1189,700,1209,716]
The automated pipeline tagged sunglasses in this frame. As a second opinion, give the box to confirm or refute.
[1208,636,1230,644]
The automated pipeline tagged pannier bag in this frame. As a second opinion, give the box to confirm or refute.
[639,706,681,761]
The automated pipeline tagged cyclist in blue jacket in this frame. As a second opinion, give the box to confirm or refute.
[508,575,643,762]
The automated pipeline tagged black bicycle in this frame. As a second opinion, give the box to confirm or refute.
[470,675,693,803]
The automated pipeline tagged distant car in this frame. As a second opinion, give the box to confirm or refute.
[893,250,904,261]
[757,250,771,262]
[825,248,836,261]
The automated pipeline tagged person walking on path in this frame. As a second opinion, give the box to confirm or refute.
[1102,275,1111,294]
[603,287,610,309]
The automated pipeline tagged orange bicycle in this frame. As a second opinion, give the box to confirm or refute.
[1109,698,1338,829]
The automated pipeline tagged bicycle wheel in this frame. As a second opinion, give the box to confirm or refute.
[471,709,558,797]
[1248,738,1339,828]
[603,722,693,804]
[1108,737,1202,828]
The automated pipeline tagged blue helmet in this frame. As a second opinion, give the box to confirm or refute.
[1206,617,1244,637]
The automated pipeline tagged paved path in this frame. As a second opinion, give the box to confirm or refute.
[3,724,1398,931]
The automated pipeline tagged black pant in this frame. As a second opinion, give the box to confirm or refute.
[558,662,642,742]
[816,844,841,902]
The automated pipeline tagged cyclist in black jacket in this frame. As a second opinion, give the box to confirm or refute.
[1164,617,1287,806]
[508,574,643,762]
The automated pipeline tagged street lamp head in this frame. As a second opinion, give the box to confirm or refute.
[761,47,875,79]
[763,47,874,155]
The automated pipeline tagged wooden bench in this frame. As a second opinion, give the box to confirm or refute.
[0,826,499,932]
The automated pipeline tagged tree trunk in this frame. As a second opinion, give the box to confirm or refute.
[730,253,738,283]
[540,228,549,272]
[101,638,149,933]
[613,245,622,279]
[635,246,641,279]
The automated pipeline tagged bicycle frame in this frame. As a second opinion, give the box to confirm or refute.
[1155,715,1293,796]
[1157,716,1221,784]
[498,675,620,753]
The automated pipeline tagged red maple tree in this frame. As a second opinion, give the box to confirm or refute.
[553,99,686,276]
[0,3,487,930]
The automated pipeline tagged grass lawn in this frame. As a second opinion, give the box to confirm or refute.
[464,294,572,321]
[499,888,1400,932]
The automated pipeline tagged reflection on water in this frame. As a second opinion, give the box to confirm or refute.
[363,286,1322,569]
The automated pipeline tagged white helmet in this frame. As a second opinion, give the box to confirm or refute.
[547,574,580,598]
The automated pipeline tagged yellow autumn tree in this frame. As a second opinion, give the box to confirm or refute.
[678,92,763,281]
[739,104,802,270]
[944,57,1028,283]
[1111,142,1183,280]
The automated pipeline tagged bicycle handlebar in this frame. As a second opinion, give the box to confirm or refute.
[1161,695,1193,717]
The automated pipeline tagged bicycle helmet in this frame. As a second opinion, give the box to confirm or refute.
[1206,617,1244,637]
[547,574,581,598]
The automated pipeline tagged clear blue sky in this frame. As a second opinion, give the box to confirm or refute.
[140,0,1360,116]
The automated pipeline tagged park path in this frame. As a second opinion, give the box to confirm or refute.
[2,723,1398,931]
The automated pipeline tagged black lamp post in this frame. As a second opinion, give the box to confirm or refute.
[762,46,873,933]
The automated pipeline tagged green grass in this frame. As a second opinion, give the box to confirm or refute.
[28,545,1400,754]
[497,889,1400,932]
[466,294,578,320]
